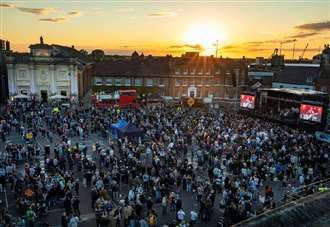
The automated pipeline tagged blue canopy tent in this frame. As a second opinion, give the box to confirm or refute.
[118,123,143,139]
[110,120,128,137]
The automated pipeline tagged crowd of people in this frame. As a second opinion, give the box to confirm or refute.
[0,99,329,227]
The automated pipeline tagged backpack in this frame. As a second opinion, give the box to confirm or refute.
[26,210,35,222]
[148,214,156,226]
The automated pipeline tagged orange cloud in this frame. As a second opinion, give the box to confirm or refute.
[39,17,67,23]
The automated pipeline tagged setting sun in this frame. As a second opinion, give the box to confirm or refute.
[185,24,227,55]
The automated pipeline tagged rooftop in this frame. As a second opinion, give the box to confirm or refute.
[261,88,328,96]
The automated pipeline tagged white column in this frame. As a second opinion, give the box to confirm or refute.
[70,65,78,96]
[7,64,16,95]
[29,64,36,94]
[50,64,56,94]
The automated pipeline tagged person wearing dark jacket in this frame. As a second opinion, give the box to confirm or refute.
[61,212,69,227]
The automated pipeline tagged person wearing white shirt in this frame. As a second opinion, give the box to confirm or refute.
[177,208,185,222]
[68,215,79,227]
[190,210,198,226]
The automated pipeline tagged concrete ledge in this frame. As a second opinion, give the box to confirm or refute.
[233,191,330,227]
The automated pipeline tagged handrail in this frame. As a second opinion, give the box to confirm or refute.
[232,177,330,227]
[280,177,330,203]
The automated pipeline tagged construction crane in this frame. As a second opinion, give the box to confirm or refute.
[279,42,283,55]
[299,43,309,60]
[215,40,219,58]
[292,39,296,60]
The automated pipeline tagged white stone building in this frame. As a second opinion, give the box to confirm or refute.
[6,38,83,101]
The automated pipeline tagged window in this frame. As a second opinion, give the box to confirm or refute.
[20,90,28,95]
[135,78,142,86]
[147,79,153,87]
[190,69,196,75]
[182,78,188,86]
[321,86,327,92]
[95,78,103,86]
[216,68,221,75]
[306,77,313,83]
[115,79,122,86]
[124,78,131,86]
[18,70,27,80]
[206,69,211,75]
[105,78,112,86]
[59,71,68,80]
[215,78,221,85]
[183,68,188,75]
[175,79,181,86]
[198,69,203,75]
[175,69,180,75]
[195,78,202,86]
[204,78,210,86]
[159,79,165,86]
[189,78,195,86]
[60,91,67,96]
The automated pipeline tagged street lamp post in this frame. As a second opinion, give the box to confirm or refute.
[235,70,239,112]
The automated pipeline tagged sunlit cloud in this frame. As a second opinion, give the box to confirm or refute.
[0,3,14,8]
[16,7,57,15]
[148,11,176,17]
[287,32,319,39]
[67,11,81,17]
[39,17,67,23]
[169,44,205,51]
[295,21,330,31]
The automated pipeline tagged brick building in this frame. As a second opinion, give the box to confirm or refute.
[90,52,171,96]
[89,51,248,101]
[169,52,248,100]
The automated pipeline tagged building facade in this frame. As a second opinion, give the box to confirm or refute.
[6,37,85,101]
[90,51,248,102]
[0,39,10,103]
[169,54,248,100]
[315,45,330,95]
[272,64,320,90]
[91,52,171,96]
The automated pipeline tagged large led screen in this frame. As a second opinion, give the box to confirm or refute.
[299,104,323,123]
[240,94,255,109]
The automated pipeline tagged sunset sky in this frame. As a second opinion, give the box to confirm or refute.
[1,0,329,58]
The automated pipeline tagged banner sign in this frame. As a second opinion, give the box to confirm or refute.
[315,131,330,144]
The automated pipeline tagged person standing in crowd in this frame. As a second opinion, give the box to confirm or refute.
[0,99,329,227]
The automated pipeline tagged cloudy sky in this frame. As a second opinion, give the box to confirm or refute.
[1,0,329,58]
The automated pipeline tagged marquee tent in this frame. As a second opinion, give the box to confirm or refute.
[110,120,128,137]
[118,123,143,139]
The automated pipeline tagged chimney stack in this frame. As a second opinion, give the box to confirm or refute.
[0,40,4,50]
[5,40,10,51]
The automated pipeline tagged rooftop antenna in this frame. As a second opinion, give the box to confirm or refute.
[279,41,283,55]
[215,40,219,58]
[292,39,296,60]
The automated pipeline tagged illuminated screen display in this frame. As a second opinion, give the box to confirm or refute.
[240,95,255,109]
[299,104,323,123]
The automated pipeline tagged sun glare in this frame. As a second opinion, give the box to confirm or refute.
[185,24,226,55]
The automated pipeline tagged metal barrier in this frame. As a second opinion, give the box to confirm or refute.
[233,177,330,227]
[279,177,330,205]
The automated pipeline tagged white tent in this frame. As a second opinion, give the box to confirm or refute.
[13,94,29,99]
[49,94,68,100]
